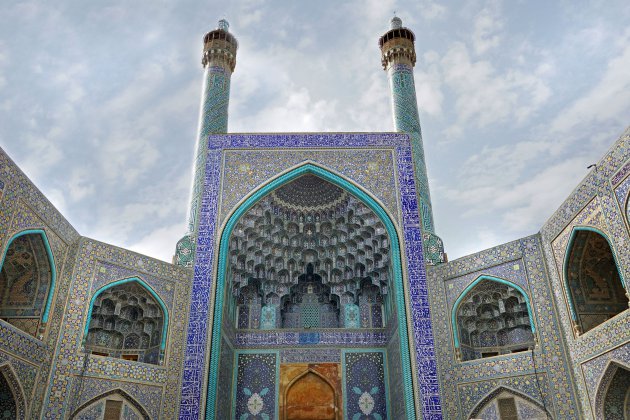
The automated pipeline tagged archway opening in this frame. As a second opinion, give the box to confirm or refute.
[565,229,628,334]
[471,388,551,420]
[455,278,535,361]
[0,370,17,419]
[71,389,150,420]
[285,371,336,420]
[0,231,54,337]
[209,167,413,420]
[85,281,166,365]
[598,363,630,419]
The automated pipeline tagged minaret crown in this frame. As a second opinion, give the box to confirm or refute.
[378,19,416,70]
[202,20,238,71]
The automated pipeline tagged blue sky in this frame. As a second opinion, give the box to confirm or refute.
[1,0,629,262]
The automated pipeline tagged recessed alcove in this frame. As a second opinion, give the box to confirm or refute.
[564,228,628,334]
[0,231,55,337]
[85,281,165,365]
[455,279,535,361]
[225,174,392,332]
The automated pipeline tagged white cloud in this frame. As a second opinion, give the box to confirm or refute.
[235,86,340,132]
[46,188,67,216]
[549,31,630,136]
[419,1,447,20]
[68,168,95,202]
[21,135,63,180]
[454,227,503,259]
[126,223,183,263]
[498,157,591,231]
[415,51,444,117]
[472,0,503,55]
[443,154,591,244]
[440,42,550,132]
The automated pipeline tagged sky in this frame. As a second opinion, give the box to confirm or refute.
[1,0,629,263]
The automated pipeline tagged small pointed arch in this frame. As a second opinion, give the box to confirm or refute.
[469,386,553,419]
[83,277,169,365]
[70,388,150,420]
[451,275,536,361]
[283,368,339,420]
[0,229,57,337]
[593,359,630,419]
[0,363,27,419]
[563,226,628,335]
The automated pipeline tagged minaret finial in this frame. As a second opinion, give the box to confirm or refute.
[218,18,229,31]
[390,15,402,29]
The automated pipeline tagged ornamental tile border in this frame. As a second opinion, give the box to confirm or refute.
[614,172,630,232]
[220,149,399,224]
[580,342,630,395]
[0,323,50,364]
[444,259,529,307]
[180,133,442,419]
[427,236,578,419]
[457,373,551,418]
[280,348,342,363]
[43,238,190,419]
[67,377,162,419]
[0,352,38,404]
[234,330,388,347]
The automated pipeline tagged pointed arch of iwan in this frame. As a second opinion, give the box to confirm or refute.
[204,162,418,419]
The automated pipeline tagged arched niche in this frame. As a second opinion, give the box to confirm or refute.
[71,389,150,420]
[83,278,168,365]
[594,360,630,419]
[452,276,536,361]
[206,163,417,420]
[225,173,392,331]
[0,363,26,419]
[469,387,552,420]
[0,229,56,337]
[284,369,338,420]
[563,227,628,335]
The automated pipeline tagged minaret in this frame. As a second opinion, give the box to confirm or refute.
[175,19,238,267]
[379,17,445,265]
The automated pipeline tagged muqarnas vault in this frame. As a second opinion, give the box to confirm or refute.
[0,16,629,420]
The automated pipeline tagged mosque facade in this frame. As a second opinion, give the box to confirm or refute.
[0,16,628,420]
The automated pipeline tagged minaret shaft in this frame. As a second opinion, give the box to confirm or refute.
[175,20,237,267]
[387,63,435,234]
[187,65,231,234]
[380,17,445,264]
